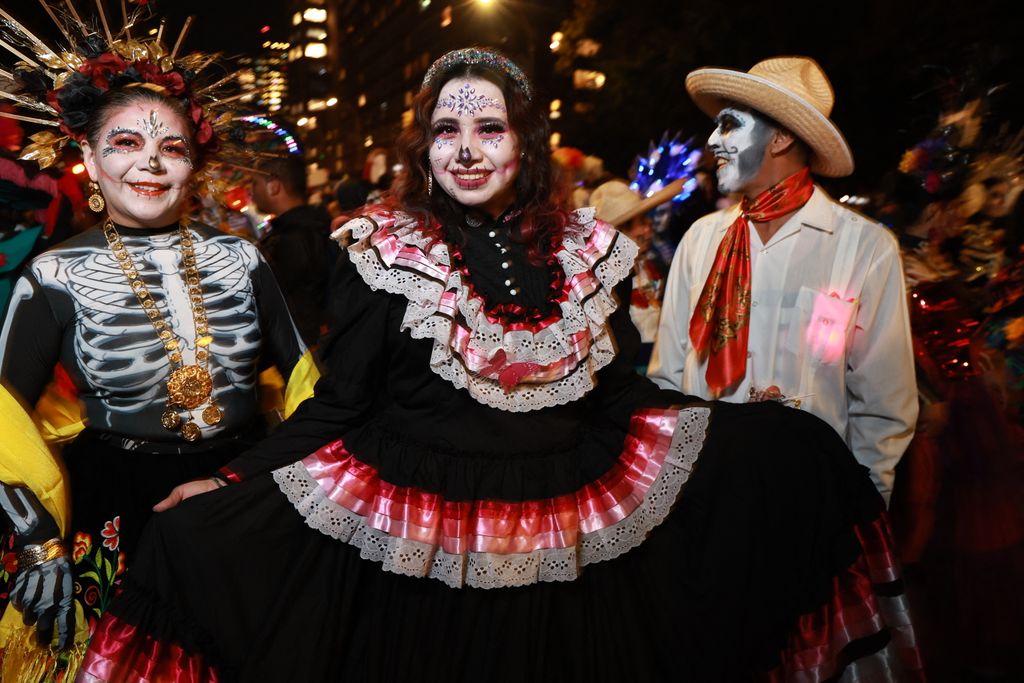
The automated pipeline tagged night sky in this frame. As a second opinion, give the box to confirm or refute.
[8,1,290,58]
[6,0,1022,194]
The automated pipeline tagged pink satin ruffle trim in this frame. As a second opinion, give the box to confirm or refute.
[299,408,678,556]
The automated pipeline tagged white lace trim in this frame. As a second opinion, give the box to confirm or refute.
[271,406,710,589]
[341,208,638,412]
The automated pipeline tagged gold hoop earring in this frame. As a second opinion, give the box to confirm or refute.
[88,182,105,213]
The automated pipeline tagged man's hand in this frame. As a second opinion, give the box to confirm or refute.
[153,478,223,512]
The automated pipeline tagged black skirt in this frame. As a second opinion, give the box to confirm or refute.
[79,402,924,682]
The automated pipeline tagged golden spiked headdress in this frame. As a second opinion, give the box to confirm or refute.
[0,1,271,175]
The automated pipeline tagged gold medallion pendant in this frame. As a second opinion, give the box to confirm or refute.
[202,404,223,425]
[161,409,182,430]
[106,220,225,442]
[180,422,202,442]
[166,364,214,410]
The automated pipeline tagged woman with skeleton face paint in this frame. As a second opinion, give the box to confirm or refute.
[81,49,914,682]
[0,10,316,676]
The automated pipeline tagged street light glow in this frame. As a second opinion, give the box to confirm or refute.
[326,97,338,107]
[304,42,327,59]
[303,8,327,23]
[297,117,309,126]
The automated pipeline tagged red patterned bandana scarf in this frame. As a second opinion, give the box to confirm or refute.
[688,167,814,394]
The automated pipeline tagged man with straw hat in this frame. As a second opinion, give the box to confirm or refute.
[649,57,917,503]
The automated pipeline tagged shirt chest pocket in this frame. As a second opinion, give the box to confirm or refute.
[784,286,859,366]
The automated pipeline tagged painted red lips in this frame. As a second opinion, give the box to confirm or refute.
[127,181,170,197]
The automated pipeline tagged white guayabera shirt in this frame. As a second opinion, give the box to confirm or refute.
[649,187,918,503]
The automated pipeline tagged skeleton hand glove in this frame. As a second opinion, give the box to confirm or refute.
[1,483,75,649]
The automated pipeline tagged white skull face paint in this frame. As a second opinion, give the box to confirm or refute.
[429,77,520,217]
[707,107,775,194]
[83,100,194,228]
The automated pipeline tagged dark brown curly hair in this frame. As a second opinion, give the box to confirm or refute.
[389,55,573,264]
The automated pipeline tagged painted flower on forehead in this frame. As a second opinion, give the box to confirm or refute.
[436,83,506,117]
[421,47,533,100]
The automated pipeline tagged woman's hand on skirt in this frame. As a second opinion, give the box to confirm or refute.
[153,478,223,512]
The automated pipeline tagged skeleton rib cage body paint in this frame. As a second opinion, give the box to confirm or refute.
[0,224,307,442]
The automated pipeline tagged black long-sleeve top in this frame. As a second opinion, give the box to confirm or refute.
[217,209,684,490]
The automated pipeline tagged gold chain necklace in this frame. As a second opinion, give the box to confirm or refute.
[103,218,223,442]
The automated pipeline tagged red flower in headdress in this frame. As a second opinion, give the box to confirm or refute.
[188,100,215,147]
[80,53,128,90]
[132,61,186,96]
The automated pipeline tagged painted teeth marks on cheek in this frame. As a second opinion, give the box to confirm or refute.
[437,83,505,117]
[712,110,743,159]
[709,107,770,192]
[734,111,773,182]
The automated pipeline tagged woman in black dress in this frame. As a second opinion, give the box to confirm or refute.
[80,48,922,682]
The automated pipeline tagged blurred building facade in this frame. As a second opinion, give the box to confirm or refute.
[237,41,291,114]
[277,0,570,184]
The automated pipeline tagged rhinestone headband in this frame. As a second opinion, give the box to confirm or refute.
[421,48,533,101]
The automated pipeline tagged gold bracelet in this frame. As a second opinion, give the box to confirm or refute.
[16,538,66,570]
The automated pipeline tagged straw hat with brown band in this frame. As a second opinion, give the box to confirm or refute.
[685,56,854,178]
[591,177,688,228]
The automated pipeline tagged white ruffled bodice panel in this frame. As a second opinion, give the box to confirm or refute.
[340,209,638,412]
